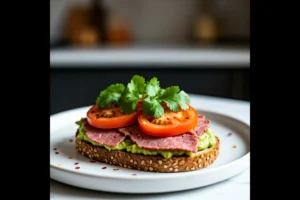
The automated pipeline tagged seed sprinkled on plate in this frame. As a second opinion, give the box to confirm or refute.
[132,174,137,176]
[102,167,107,169]
[55,152,59,154]
[113,168,119,171]
[90,160,96,163]
[74,162,79,165]
[53,148,57,150]
[75,167,80,169]
[233,145,237,148]
[228,133,232,136]
[68,156,72,159]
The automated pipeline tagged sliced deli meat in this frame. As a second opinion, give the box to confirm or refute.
[118,125,199,153]
[194,115,210,137]
[82,119,126,146]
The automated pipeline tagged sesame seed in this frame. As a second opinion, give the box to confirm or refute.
[179,160,185,165]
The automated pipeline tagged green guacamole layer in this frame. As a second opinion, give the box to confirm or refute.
[76,120,216,158]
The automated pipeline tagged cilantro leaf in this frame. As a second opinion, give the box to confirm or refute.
[156,87,190,111]
[142,97,164,118]
[179,90,190,103]
[158,86,180,99]
[119,87,140,114]
[157,88,165,97]
[119,75,147,113]
[156,88,178,112]
[156,86,180,111]
[177,90,190,110]
[119,75,146,113]
[127,75,146,95]
[96,83,125,108]
[145,77,160,97]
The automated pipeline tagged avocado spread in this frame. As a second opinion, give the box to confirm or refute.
[76,121,216,158]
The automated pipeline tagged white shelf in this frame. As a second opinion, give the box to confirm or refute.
[50,48,250,68]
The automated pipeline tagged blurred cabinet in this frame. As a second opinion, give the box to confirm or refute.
[50,67,249,115]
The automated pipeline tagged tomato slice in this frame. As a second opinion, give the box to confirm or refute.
[87,104,138,129]
[138,105,198,137]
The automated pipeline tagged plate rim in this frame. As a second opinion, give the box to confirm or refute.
[50,106,250,180]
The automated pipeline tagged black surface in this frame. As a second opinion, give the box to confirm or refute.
[50,67,249,115]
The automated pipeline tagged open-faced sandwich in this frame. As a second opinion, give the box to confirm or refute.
[75,75,220,172]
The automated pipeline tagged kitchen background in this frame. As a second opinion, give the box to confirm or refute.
[50,0,250,115]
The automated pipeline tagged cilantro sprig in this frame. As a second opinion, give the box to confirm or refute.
[95,75,190,118]
[96,83,125,108]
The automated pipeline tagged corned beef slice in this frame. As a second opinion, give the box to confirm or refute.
[118,125,199,153]
[194,115,210,137]
[83,119,126,146]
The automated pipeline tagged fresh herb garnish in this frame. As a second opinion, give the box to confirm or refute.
[96,83,125,108]
[119,75,146,114]
[95,75,190,118]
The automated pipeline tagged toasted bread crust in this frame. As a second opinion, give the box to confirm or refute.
[75,133,220,173]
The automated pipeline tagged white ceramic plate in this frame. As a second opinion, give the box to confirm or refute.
[50,106,250,194]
